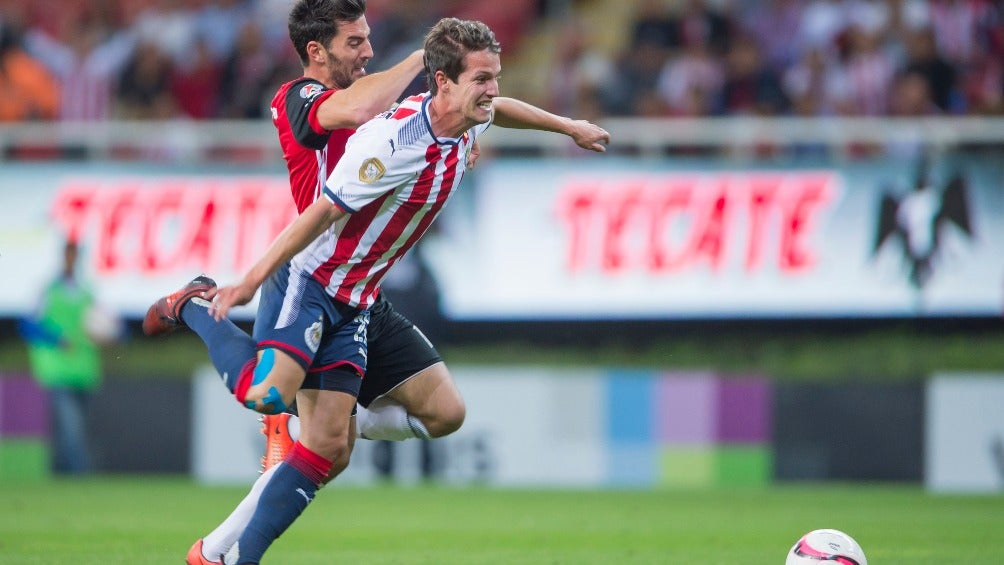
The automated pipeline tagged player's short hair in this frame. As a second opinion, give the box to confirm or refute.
[288,0,366,66]
[424,18,501,95]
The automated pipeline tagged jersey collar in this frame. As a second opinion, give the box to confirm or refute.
[421,95,465,146]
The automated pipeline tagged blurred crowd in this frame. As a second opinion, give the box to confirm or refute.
[553,0,1004,121]
[0,0,536,122]
[1,0,1002,124]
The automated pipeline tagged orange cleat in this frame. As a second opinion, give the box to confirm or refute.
[186,539,223,565]
[260,413,294,472]
[142,275,217,336]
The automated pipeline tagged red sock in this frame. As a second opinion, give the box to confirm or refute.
[286,441,332,485]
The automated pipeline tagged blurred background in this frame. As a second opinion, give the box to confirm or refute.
[1,0,1002,494]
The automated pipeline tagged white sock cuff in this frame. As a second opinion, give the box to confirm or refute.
[406,414,431,440]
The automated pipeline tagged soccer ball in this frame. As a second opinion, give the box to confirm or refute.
[785,529,867,565]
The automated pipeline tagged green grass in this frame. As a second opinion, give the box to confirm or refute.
[0,478,1001,564]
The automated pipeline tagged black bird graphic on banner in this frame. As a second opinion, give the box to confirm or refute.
[873,159,973,289]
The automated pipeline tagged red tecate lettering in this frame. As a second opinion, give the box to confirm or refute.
[555,186,598,272]
[51,178,295,276]
[745,176,781,271]
[602,183,643,273]
[778,175,832,272]
[50,183,98,244]
[95,184,139,273]
[689,180,729,271]
[557,172,837,276]
[648,179,694,272]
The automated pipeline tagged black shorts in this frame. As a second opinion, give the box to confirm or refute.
[300,293,442,408]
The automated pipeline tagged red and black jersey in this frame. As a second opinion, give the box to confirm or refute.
[270,78,355,213]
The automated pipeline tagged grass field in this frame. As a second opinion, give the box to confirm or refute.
[1,478,1002,564]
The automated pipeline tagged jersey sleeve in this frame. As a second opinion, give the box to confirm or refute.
[322,122,422,213]
[284,79,338,150]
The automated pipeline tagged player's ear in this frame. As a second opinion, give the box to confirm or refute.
[306,41,325,64]
[434,70,450,93]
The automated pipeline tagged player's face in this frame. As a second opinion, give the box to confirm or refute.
[450,49,501,126]
[322,17,374,89]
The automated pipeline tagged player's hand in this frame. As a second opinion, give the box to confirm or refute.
[568,120,610,152]
[467,140,481,169]
[205,282,256,321]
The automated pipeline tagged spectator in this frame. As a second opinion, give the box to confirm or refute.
[23,17,135,121]
[717,34,789,116]
[0,20,60,121]
[901,27,958,112]
[115,39,176,119]
[130,0,198,66]
[170,35,221,119]
[889,70,940,116]
[741,0,804,71]
[926,0,994,66]
[547,18,612,121]
[657,32,724,116]
[671,0,732,55]
[216,20,278,119]
[603,39,670,117]
[194,0,251,64]
[887,70,940,159]
[842,24,896,115]
[783,46,853,116]
[960,49,1003,115]
[799,0,850,56]
[629,0,678,50]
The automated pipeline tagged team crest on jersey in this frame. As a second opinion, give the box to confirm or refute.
[359,158,386,184]
[304,320,322,353]
[299,83,324,100]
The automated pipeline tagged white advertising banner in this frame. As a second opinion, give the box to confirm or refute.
[0,164,290,318]
[1,155,1001,319]
[925,374,1004,493]
[426,157,1004,319]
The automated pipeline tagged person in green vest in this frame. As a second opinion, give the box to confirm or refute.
[20,239,105,475]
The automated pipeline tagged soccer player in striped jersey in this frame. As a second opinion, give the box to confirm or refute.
[151,16,609,563]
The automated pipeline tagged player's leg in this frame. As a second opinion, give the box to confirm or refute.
[225,386,358,563]
[144,276,259,400]
[190,465,280,565]
[376,361,464,438]
[355,295,465,440]
[196,290,368,563]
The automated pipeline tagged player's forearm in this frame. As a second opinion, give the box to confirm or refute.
[491,97,572,134]
[242,200,342,289]
[316,49,426,130]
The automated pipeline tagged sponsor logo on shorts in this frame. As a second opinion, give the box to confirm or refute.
[304,320,322,353]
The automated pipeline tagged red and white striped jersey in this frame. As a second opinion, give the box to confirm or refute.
[290,93,492,308]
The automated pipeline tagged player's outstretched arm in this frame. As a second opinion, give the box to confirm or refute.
[316,49,426,130]
[491,96,610,152]
[208,199,346,320]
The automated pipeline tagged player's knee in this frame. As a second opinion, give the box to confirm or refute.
[310,435,352,476]
[242,382,296,415]
[427,400,465,438]
[236,349,302,414]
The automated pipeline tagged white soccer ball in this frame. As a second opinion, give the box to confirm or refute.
[785,529,867,565]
